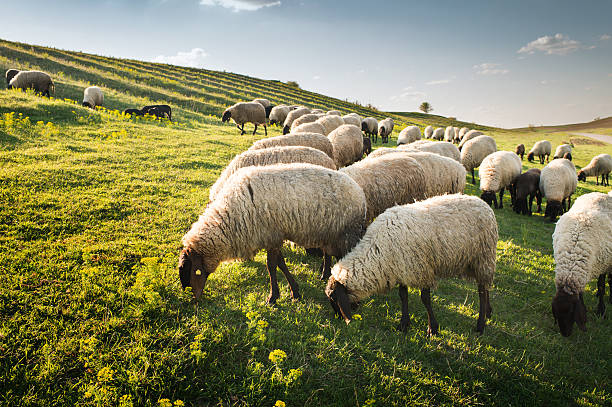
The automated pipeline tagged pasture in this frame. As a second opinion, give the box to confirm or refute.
[0,39,611,406]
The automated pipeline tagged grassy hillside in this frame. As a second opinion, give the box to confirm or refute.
[1,39,612,407]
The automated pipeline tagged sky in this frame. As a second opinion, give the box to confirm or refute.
[1,0,611,128]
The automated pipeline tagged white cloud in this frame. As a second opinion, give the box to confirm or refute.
[473,63,509,75]
[517,33,580,56]
[425,79,452,85]
[313,75,320,80]
[200,0,280,11]
[600,34,611,41]
[152,48,208,68]
[390,90,426,101]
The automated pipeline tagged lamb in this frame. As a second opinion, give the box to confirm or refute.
[457,130,484,150]
[141,104,172,120]
[269,105,290,126]
[539,158,577,221]
[316,115,345,136]
[222,102,267,135]
[479,151,522,209]
[342,114,362,127]
[82,86,104,109]
[527,140,552,164]
[361,117,378,140]
[444,126,455,143]
[5,69,19,88]
[553,144,573,159]
[326,194,497,335]
[339,155,426,222]
[179,164,367,304]
[282,107,311,134]
[327,110,342,116]
[208,146,336,201]
[328,125,365,168]
[8,70,54,97]
[515,144,525,160]
[424,125,433,139]
[577,154,612,186]
[460,135,498,184]
[431,128,445,141]
[290,113,321,131]
[378,118,394,144]
[551,192,612,336]
[512,169,542,215]
[396,126,421,145]
[399,140,461,162]
[249,132,334,160]
[124,108,142,116]
[292,121,325,135]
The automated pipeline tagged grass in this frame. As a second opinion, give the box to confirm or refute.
[1,38,612,407]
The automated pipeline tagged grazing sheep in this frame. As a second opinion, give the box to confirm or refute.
[340,155,427,222]
[551,192,612,336]
[444,126,456,143]
[362,137,372,156]
[479,151,522,209]
[399,140,461,162]
[209,146,336,201]
[458,127,469,140]
[432,128,445,141]
[361,117,378,140]
[527,140,552,164]
[311,109,326,114]
[327,110,342,116]
[252,98,271,109]
[316,115,345,136]
[460,135,498,184]
[282,107,311,134]
[577,154,612,186]
[424,125,434,139]
[342,114,362,127]
[290,113,321,131]
[458,130,484,150]
[82,86,104,109]
[512,169,542,215]
[250,132,334,160]
[141,104,172,120]
[5,69,19,88]
[328,125,365,168]
[540,158,577,221]
[222,102,267,135]
[179,164,367,303]
[378,118,395,144]
[124,108,142,116]
[553,144,573,159]
[326,194,497,335]
[292,121,325,135]
[453,127,461,143]
[515,144,525,160]
[396,126,421,145]
[8,70,54,97]
[269,105,290,126]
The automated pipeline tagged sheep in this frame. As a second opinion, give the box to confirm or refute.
[396,126,421,145]
[453,127,461,143]
[378,118,394,144]
[458,127,469,140]
[8,70,54,97]
[361,117,378,140]
[269,105,290,126]
[249,132,334,160]
[340,155,427,223]
[328,125,365,168]
[457,130,484,150]
[290,113,321,131]
[444,126,456,143]
[5,69,19,88]
[460,135,498,184]
[82,86,104,109]
[563,152,572,161]
[316,115,345,136]
[327,110,342,116]
[551,192,612,336]
[399,140,461,162]
[222,102,267,135]
[141,104,172,120]
[515,144,525,160]
[553,144,573,159]
[512,169,542,215]
[342,114,361,127]
[326,194,498,335]
[209,146,336,201]
[179,164,367,304]
[432,128,445,141]
[362,137,372,156]
[479,151,522,209]
[539,158,577,221]
[124,108,143,116]
[252,98,271,109]
[311,109,326,114]
[527,140,552,164]
[282,107,311,134]
[292,121,325,135]
[424,125,434,139]
[577,154,612,186]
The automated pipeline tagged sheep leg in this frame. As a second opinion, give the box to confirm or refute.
[320,253,332,280]
[471,169,475,185]
[397,284,411,332]
[498,187,504,209]
[476,284,489,334]
[486,289,492,319]
[596,274,606,317]
[492,193,498,209]
[252,124,258,135]
[596,175,599,186]
[608,273,612,304]
[266,251,280,305]
[264,124,267,136]
[527,194,534,216]
[568,194,572,209]
[420,288,439,336]
[536,191,542,213]
[275,249,301,301]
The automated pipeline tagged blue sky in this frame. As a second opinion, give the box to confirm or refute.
[2,0,611,128]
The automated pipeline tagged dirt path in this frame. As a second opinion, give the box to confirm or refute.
[571,132,612,144]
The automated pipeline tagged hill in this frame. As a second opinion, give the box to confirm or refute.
[513,116,612,132]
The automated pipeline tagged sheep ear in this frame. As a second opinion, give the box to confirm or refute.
[575,294,587,332]
[334,283,352,324]
[178,250,192,289]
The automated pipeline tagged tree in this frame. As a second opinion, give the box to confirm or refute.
[419,102,433,114]
[286,80,300,89]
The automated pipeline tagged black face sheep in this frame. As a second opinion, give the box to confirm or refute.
[5,69,19,88]
[248,132,334,160]
[269,105,290,126]
[282,107,311,134]
[452,127,461,143]
[515,143,525,160]
[512,169,542,215]
[563,152,572,161]
[479,151,522,209]
[396,126,421,145]
[342,114,361,127]
[8,70,54,97]
[82,86,104,109]
[326,194,498,335]
[362,137,372,156]
[551,192,612,336]
[361,117,378,141]
[328,125,365,168]
[431,127,445,141]
[444,126,455,143]
[577,154,612,186]
[458,127,469,140]
[290,113,321,132]
[527,140,552,164]
[141,105,172,121]
[222,102,267,136]
[424,125,434,139]
[179,163,367,304]
[399,140,461,162]
[316,115,345,136]
[378,118,394,144]
[457,130,484,150]
[553,144,572,159]
[540,158,577,222]
[460,135,498,184]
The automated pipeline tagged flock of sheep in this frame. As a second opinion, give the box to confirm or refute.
[4,69,611,338]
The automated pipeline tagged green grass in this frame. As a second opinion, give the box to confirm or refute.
[1,39,612,407]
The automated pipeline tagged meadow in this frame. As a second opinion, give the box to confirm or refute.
[0,39,611,406]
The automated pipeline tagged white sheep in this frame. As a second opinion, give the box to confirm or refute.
[396,126,421,145]
[539,158,577,221]
[553,144,573,159]
[326,194,498,335]
[342,114,362,127]
[328,124,364,168]
[82,86,104,109]
[179,163,367,303]
[327,110,342,116]
[458,130,484,150]
[222,102,267,135]
[361,117,378,140]
[458,127,469,140]
[282,107,311,134]
[424,125,434,139]
[311,109,326,114]
[453,127,461,143]
[399,140,461,162]
[316,115,345,136]
[292,121,325,135]
[378,118,394,143]
[577,154,612,186]
[479,151,522,209]
[444,126,455,143]
[431,128,445,140]
[249,132,334,160]
[551,192,612,336]
[269,105,290,126]
[460,135,498,184]
[527,140,552,164]
[8,70,54,97]
[290,113,321,131]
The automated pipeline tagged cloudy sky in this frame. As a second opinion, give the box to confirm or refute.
[2,0,611,128]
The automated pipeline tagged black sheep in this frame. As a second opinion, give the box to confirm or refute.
[512,168,542,215]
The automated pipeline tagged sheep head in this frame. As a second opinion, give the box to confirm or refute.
[551,291,587,337]
[221,109,232,123]
[577,171,586,182]
[527,152,535,162]
[480,191,496,208]
[178,248,212,299]
[82,101,92,108]
[545,201,563,222]
[325,277,352,324]
[282,125,290,135]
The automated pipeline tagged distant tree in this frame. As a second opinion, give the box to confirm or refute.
[419,102,433,114]
[286,80,300,89]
